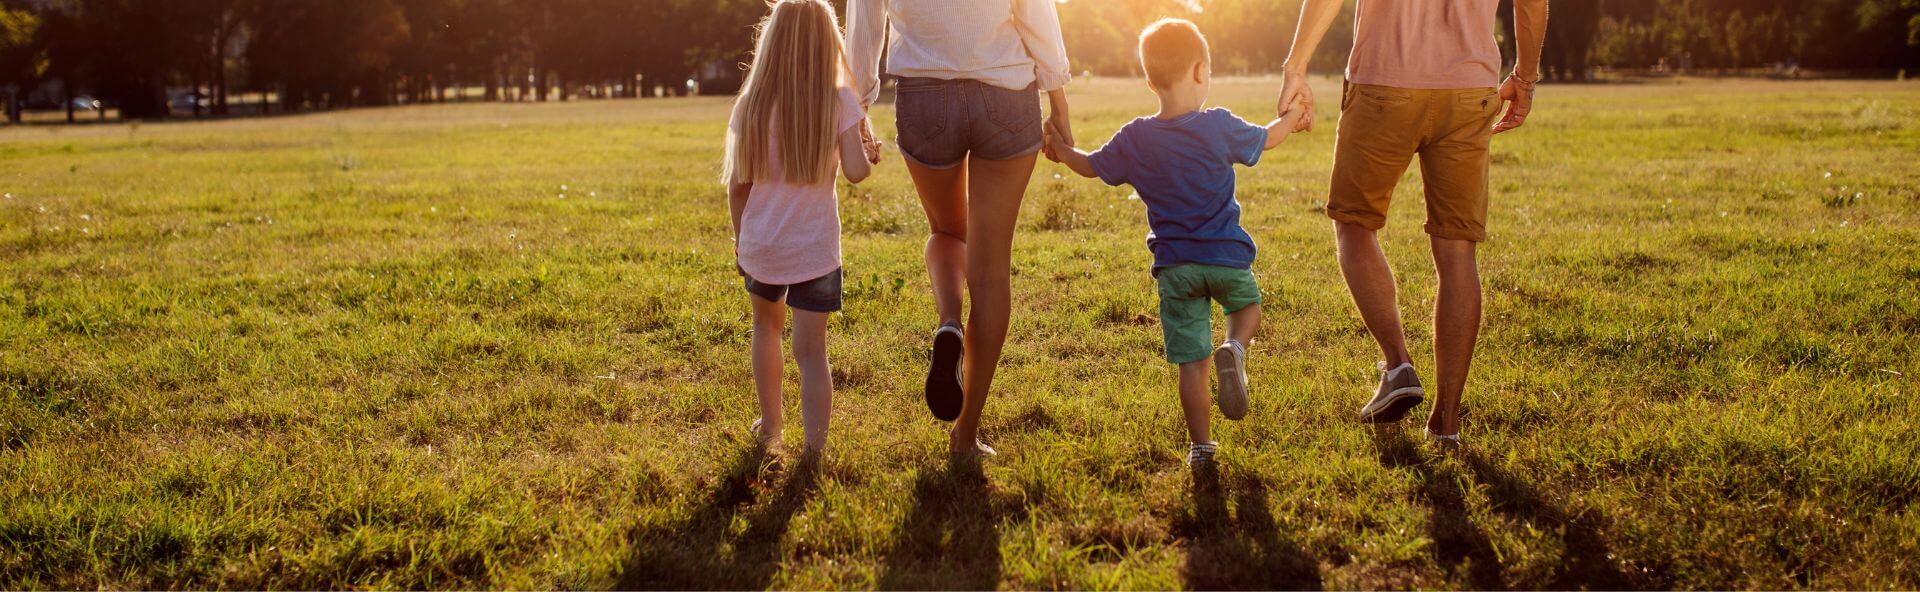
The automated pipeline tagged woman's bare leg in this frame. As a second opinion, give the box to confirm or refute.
[949,153,1037,454]
[905,160,969,327]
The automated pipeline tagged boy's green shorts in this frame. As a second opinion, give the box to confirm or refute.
[1156,264,1262,364]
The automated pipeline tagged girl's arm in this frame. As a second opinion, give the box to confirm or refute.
[838,124,872,184]
[728,182,752,249]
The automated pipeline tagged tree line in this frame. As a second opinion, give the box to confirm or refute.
[2,0,1916,123]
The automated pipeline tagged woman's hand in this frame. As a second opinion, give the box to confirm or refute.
[1045,89,1074,155]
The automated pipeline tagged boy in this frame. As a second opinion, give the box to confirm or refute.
[1044,18,1299,467]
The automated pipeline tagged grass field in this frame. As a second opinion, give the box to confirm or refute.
[2,76,1918,589]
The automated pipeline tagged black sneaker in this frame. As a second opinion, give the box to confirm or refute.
[925,323,965,421]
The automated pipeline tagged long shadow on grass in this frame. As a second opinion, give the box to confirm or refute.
[1373,427,1506,589]
[1175,466,1325,590]
[1371,427,1658,589]
[875,459,1003,590]
[615,446,819,590]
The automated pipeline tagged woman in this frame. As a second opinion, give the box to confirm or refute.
[847,0,1073,459]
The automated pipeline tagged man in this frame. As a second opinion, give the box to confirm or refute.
[1277,0,1548,443]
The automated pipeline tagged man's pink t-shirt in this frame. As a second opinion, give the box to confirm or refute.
[734,87,865,286]
[1346,0,1502,90]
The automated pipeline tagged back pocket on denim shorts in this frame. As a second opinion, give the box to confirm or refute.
[894,82,949,145]
[983,84,1041,134]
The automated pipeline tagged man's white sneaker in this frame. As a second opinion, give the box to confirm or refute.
[1213,340,1250,421]
[1425,427,1462,450]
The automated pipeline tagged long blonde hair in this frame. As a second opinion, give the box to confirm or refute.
[723,0,848,185]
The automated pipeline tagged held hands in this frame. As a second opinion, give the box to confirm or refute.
[858,118,884,164]
[1493,75,1537,134]
[1042,119,1069,163]
[1276,70,1315,133]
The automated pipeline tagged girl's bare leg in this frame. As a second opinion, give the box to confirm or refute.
[790,309,834,451]
[750,294,787,441]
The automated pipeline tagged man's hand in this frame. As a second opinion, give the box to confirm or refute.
[859,119,883,164]
[1493,75,1536,134]
[1277,70,1315,133]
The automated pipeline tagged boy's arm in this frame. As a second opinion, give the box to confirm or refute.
[1044,121,1098,178]
[1262,109,1303,150]
[1055,145,1098,179]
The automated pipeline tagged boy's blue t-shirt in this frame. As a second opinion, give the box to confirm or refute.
[1086,108,1267,272]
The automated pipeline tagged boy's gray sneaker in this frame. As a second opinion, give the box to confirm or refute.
[1186,441,1219,467]
[1357,362,1424,423]
[1213,340,1249,421]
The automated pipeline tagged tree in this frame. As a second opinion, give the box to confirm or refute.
[1,5,41,123]
[247,0,409,110]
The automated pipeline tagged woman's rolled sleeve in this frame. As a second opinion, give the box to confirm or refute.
[846,0,889,106]
[1012,0,1072,91]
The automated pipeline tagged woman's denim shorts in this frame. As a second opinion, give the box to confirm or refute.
[892,77,1044,169]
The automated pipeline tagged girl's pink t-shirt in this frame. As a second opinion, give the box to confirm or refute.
[734,87,865,286]
[1347,0,1502,89]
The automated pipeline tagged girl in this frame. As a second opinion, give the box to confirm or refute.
[723,0,878,453]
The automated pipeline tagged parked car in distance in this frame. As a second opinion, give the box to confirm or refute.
[169,92,210,111]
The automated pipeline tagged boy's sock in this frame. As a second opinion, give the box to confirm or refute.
[1186,441,1219,467]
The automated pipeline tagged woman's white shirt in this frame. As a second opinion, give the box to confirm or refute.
[847,0,1072,107]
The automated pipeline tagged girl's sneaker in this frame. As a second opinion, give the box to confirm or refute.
[1186,441,1219,467]
[925,323,965,421]
[749,417,780,450]
[1213,340,1250,420]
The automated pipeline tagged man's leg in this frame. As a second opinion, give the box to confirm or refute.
[1336,222,1413,368]
[1428,237,1480,436]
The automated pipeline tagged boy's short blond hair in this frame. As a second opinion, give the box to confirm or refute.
[1139,19,1209,90]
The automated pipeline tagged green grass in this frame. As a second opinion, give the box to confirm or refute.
[2,76,1917,589]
